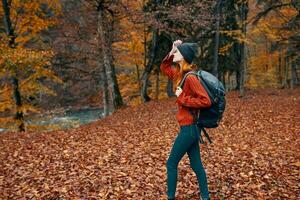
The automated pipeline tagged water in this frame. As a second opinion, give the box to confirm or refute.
[0,108,104,132]
[64,108,104,125]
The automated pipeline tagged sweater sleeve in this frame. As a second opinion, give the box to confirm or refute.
[176,75,212,109]
[160,53,176,80]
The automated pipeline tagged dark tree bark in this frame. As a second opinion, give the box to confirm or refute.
[278,48,283,86]
[226,71,231,91]
[2,0,25,132]
[135,64,141,89]
[293,63,299,85]
[99,61,110,117]
[212,0,222,77]
[140,29,158,102]
[284,56,289,88]
[155,68,159,99]
[97,4,124,113]
[291,61,298,89]
[221,70,225,89]
[2,0,15,47]
[236,69,240,90]
[239,1,248,97]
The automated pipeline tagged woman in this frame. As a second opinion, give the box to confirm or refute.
[160,40,212,200]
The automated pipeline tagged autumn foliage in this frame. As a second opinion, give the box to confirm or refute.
[246,0,299,88]
[0,88,299,199]
[0,0,299,198]
[0,0,62,131]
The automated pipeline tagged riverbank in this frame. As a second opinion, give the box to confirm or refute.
[0,106,104,133]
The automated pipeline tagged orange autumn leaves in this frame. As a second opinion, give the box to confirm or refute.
[246,1,299,88]
[1,0,61,45]
[0,0,62,131]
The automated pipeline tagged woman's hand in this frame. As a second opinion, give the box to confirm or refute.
[175,86,183,97]
[170,40,182,55]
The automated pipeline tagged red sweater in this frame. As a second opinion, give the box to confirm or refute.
[160,53,212,126]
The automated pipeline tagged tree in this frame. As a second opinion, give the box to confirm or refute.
[238,0,248,96]
[240,0,299,89]
[140,0,160,102]
[0,0,62,131]
[84,0,125,116]
[212,0,222,77]
[251,0,299,89]
[218,0,241,90]
[106,0,152,105]
[142,0,213,100]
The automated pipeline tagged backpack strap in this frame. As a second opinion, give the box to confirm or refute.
[201,127,213,144]
[189,108,213,144]
[178,70,199,88]
[179,70,215,104]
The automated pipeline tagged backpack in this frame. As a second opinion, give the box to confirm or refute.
[178,70,226,144]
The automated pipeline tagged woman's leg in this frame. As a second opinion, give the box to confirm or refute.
[166,125,197,199]
[187,125,210,199]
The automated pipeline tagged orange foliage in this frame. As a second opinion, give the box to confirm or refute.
[113,0,149,69]
[0,0,62,130]
[117,70,169,106]
[246,1,298,88]
[6,0,61,45]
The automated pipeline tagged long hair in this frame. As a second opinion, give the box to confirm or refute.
[173,60,197,91]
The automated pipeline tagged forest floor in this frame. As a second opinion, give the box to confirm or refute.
[0,88,299,200]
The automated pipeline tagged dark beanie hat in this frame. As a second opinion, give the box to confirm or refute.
[177,43,198,64]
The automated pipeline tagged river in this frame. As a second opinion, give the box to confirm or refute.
[0,107,104,132]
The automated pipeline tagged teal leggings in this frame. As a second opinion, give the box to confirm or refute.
[166,124,210,199]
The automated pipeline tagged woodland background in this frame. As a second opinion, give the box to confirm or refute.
[0,0,299,199]
[0,0,299,132]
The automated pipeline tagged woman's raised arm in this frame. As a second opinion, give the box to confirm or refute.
[160,40,182,80]
[160,53,176,80]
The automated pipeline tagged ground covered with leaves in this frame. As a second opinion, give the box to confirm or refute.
[0,89,299,199]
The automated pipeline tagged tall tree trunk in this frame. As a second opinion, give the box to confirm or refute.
[2,0,15,47]
[212,0,222,77]
[284,56,289,88]
[239,1,248,97]
[99,61,110,117]
[135,64,141,90]
[221,71,225,89]
[106,12,124,109]
[141,17,147,93]
[235,69,240,90]
[239,43,246,96]
[143,0,147,71]
[11,77,25,131]
[278,48,283,86]
[226,71,231,92]
[291,61,298,89]
[97,5,123,113]
[155,69,159,99]
[97,7,111,115]
[2,0,25,131]
[141,29,158,102]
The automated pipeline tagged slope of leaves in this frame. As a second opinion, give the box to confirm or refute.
[0,88,299,199]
